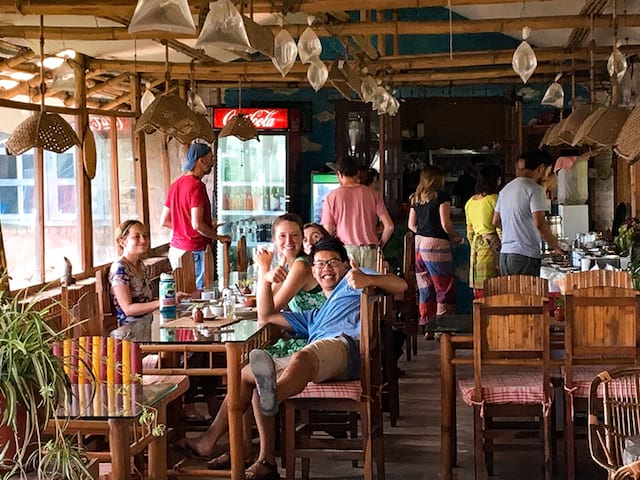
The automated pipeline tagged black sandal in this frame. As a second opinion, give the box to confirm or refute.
[245,459,279,480]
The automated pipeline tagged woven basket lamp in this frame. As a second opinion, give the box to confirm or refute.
[135,93,203,144]
[6,16,80,156]
[571,106,631,147]
[539,120,566,148]
[219,113,258,141]
[615,104,640,164]
[555,104,598,145]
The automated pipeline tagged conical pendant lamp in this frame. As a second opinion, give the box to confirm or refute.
[6,16,80,155]
[219,78,258,142]
[135,43,202,145]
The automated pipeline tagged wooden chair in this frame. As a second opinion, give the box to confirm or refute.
[457,286,553,480]
[588,366,640,480]
[564,269,632,292]
[381,294,400,427]
[564,285,640,480]
[175,251,196,294]
[60,283,102,337]
[203,244,215,290]
[483,274,549,297]
[95,266,118,335]
[283,287,386,480]
[399,231,418,360]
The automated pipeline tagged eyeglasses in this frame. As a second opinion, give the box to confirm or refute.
[312,259,343,269]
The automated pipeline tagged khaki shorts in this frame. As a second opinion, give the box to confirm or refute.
[272,337,350,383]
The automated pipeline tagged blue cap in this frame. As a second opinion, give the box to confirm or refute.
[183,143,212,172]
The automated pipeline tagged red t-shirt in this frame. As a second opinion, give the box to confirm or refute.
[164,175,212,251]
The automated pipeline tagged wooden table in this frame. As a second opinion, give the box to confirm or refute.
[133,310,281,480]
[45,383,178,480]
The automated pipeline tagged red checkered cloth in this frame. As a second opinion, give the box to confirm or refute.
[563,365,638,399]
[458,371,553,407]
[291,381,362,401]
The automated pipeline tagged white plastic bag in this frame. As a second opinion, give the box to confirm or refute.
[360,75,378,103]
[140,87,155,113]
[307,58,328,91]
[196,0,251,53]
[188,90,207,115]
[298,27,322,64]
[128,0,196,35]
[541,73,564,109]
[512,27,537,84]
[607,42,628,82]
[272,29,297,77]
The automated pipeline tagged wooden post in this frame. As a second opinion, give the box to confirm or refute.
[631,161,640,217]
[131,73,150,227]
[378,114,385,194]
[73,54,93,271]
[110,117,121,230]
[441,333,454,480]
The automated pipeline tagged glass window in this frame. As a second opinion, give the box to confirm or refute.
[90,115,116,266]
[22,154,34,178]
[22,186,34,213]
[0,186,18,214]
[146,132,172,248]
[117,118,138,222]
[43,142,81,283]
[0,154,17,179]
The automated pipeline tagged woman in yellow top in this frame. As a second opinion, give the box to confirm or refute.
[464,165,502,297]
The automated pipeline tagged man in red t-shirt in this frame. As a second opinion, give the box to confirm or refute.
[160,143,231,289]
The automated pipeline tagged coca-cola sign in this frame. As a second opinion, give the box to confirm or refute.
[213,108,289,130]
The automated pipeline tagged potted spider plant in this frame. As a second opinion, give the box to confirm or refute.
[0,284,94,479]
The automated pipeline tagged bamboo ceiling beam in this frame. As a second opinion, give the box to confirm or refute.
[0,49,36,70]
[0,14,637,41]
[0,0,558,16]
[86,44,638,77]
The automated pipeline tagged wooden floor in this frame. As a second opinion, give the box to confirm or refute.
[296,336,607,480]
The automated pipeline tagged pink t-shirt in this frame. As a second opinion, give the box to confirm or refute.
[321,184,388,245]
[164,175,212,251]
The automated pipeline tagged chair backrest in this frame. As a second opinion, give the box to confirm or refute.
[564,270,633,292]
[176,251,196,293]
[237,235,248,273]
[588,366,640,475]
[564,286,640,367]
[402,231,415,279]
[95,266,117,335]
[473,292,551,400]
[61,283,102,337]
[483,275,549,297]
[52,336,142,386]
[360,287,385,404]
[203,244,215,289]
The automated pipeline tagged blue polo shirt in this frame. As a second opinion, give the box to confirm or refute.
[281,268,374,342]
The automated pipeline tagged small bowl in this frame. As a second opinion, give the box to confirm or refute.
[210,304,224,317]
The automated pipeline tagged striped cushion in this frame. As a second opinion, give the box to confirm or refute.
[291,381,362,401]
[458,372,551,407]
[564,365,638,399]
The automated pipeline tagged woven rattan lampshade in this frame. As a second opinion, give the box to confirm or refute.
[219,114,258,141]
[556,105,598,144]
[539,120,567,148]
[135,94,202,144]
[615,104,640,164]
[571,106,630,147]
[6,111,80,155]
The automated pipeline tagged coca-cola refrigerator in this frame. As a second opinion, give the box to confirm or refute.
[213,107,293,278]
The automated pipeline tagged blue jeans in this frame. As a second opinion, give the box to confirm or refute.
[168,247,206,290]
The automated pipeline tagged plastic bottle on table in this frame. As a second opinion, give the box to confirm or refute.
[222,288,236,319]
[159,273,177,318]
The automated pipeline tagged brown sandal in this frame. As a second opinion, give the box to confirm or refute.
[244,459,279,480]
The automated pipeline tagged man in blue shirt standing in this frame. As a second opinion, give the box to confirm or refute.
[175,237,406,478]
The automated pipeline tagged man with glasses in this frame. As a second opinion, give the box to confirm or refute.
[174,237,406,478]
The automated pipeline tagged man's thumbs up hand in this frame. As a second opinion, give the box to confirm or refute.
[346,258,369,290]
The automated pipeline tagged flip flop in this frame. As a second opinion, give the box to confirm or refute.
[171,440,213,461]
[249,349,278,416]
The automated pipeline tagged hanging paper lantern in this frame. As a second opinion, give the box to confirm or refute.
[298,27,322,64]
[512,26,537,84]
[607,42,628,82]
[272,29,298,77]
[541,73,564,109]
[307,58,328,91]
